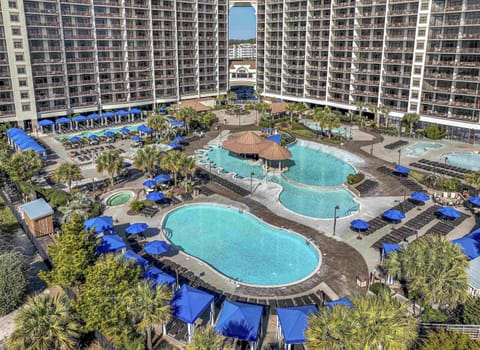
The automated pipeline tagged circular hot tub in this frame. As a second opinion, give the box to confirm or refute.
[106,191,134,206]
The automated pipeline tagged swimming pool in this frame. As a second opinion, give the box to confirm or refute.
[406,142,443,156]
[55,125,139,141]
[442,151,480,171]
[106,191,134,206]
[162,204,320,286]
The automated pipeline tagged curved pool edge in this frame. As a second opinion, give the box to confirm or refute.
[159,202,323,289]
[103,189,136,207]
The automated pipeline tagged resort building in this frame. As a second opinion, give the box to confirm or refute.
[256,0,480,141]
[0,0,229,128]
[229,60,256,87]
[228,43,256,59]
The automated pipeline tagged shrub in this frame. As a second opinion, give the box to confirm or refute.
[0,198,19,234]
[347,173,365,185]
[47,189,70,207]
[425,124,446,140]
[0,252,27,316]
[422,305,448,323]
[130,200,145,213]
[369,282,390,296]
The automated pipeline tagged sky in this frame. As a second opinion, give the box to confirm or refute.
[229,7,256,40]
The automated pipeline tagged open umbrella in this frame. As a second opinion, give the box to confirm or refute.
[126,223,149,235]
[168,142,181,148]
[394,165,410,175]
[119,127,130,134]
[175,136,184,141]
[154,174,170,183]
[146,191,164,201]
[144,240,170,255]
[438,206,462,219]
[103,131,116,138]
[350,219,370,231]
[410,192,430,202]
[132,135,142,142]
[468,196,480,207]
[88,134,98,140]
[69,136,81,143]
[124,162,132,168]
[143,179,156,187]
[383,210,405,222]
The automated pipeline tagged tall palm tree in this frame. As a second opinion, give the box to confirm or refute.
[232,105,241,126]
[465,171,480,190]
[7,293,80,350]
[4,149,44,183]
[216,94,226,106]
[128,280,172,350]
[134,146,161,177]
[95,150,124,189]
[253,89,262,102]
[379,105,391,128]
[402,112,420,135]
[227,91,237,105]
[286,102,307,128]
[53,162,83,193]
[355,101,365,125]
[57,191,94,224]
[368,104,379,127]
[146,112,166,139]
[160,151,183,186]
[178,107,197,131]
[180,155,197,192]
[326,116,341,138]
[185,326,229,350]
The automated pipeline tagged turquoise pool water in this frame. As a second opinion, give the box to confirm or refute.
[162,204,320,286]
[55,125,139,141]
[442,152,480,171]
[407,142,443,156]
[307,124,352,138]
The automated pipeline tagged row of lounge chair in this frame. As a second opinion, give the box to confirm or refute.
[355,179,379,196]
[56,119,143,134]
[197,168,251,197]
[372,226,416,250]
[1,181,22,204]
[364,199,415,236]
[376,166,424,192]
[384,140,408,150]
[410,162,465,179]
[418,159,470,174]
[426,213,469,236]
[403,205,441,230]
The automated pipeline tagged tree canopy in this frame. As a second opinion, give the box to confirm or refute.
[3,149,43,183]
[0,251,27,316]
[185,326,229,350]
[95,150,124,188]
[419,329,480,350]
[52,162,83,193]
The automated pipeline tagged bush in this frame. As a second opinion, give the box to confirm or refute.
[425,124,446,140]
[0,252,27,316]
[422,305,448,323]
[46,189,70,207]
[130,200,145,213]
[0,198,19,234]
[369,282,390,296]
[347,173,365,185]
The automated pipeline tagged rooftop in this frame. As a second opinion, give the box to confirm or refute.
[20,198,53,220]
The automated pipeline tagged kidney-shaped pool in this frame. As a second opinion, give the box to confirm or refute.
[161,204,320,286]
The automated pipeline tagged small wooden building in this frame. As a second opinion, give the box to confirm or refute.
[20,198,54,237]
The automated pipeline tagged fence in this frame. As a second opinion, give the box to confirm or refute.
[419,323,480,339]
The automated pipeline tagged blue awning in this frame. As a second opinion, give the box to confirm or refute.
[6,128,24,136]
[168,142,181,148]
[451,237,480,260]
[410,192,430,202]
[171,120,186,127]
[84,216,113,234]
[130,108,142,114]
[175,136,184,141]
[382,243,401,257]
[143,266,176,287]
[266,134,281,145]
[11,134,29,143]
[467,227,480,242]
[72,115,86,122]
[56,117,71,124]
[38,119,54,126]
[468,196,480,207]
[138,124,153,133]
[87,113,101,120]
[350,219,369,231]
[438,206,462,219]
[102,112,114,118]
[97,234,126,254]
[326,297,353,308]
[144,240,169,255]
[277,305,317,344]
[124,249,149,268]
[115,110,128,116]
[142,179,156,187]
[383,210,405,221]
[158,107,166,112]
[146,191,164,201]
[394,165,410,174]
[215,301,263,342]
[154,174,170,183]
[125,222,149,235]
[171,284,214,324]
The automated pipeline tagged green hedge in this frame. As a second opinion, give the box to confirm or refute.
[347,173,365,185]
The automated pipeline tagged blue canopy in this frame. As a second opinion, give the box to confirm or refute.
[138,125,153,133]
[326,297,353,308]
[143,266,176,287]
[467,227,480,242]
[168,142,181,148]
[383,210,405,221]
[277,305,317,345]
[215,301,263,342]
[7,128,26,136]
[115,110,128,116]
[394,165,410,174]
[18,143,45,152]
[175,136,184,141]
[158,107,166,112]
[11,134,28,143]
[87,113,101,120]
[125,222,149,235]
[130,108,142,114]
[69,136,81,143]
[97,233,126,254]
[88,134,99,140]
[468,196,480,207]
[144,240,170,255]
[410,192,430,202]
[382,243,401,257]
[146,191,164,201]
[119,127,131,134]
[103,131,116,138]
[438,206,462,219]
[124,162,132,168]
[154,174,170,183]
[171,120,186,127]
[84,216,113,234]
[102,112,114,118]
[143,179,156,187]
[171,284,214,324]
[56,117,71,124]
[451,237,480,260]
[266,134,281,145]
[124,249,149,268]
[350,219,369,231]
[38,119,54,126]
[132,135,143,142]
[72,115,86,122]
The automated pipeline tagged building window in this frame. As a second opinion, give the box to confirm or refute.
[12,28,21,35]
[414,67,422,75]
[20,91,28,99]
[19,79,27,86]
[413,79,420,87]
[10,14,19,22]
[412,91,419,99]
[410,104,417,110]
[13,41,22,49]
[15,54,24,61]
[419,16,427,24]
[421,1,429,10]
[22,103,31,112]
[8,1,17,8]
[17,67,25,74]
[415,55,423,63]
[416,42,424,49]
[418,29,426,37]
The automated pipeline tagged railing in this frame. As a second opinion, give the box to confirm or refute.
[419,323,480,340]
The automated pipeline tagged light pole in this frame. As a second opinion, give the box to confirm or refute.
[250,172,255,193]
[209,161,214,183]
[444,156,448,166]
[397,149,401,166]
[333,205,340,236]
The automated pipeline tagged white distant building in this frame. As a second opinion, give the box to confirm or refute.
[229,60,256,86]
[229,43,256,59]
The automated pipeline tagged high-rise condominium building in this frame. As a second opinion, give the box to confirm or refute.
[229,43,256,59]
[0,0,228,128]
[257,0,480,140]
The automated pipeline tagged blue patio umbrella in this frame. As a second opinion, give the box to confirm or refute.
[130,108,142,114]
[96,233,126,254]
[158,107,166,112]
[146,191,164,201]
[38,119,54,127]
[124,161,132,168]
[102,111,114,118]
[468,196,480,207]
[132,135,142,142]
[84,216,113,234]
[467,227,480,241]
[438,206,462,219]
[56,117,71,124]
[119,127,130,134]
[143,179,156,187]
[143,266,176,287]
[277,305,317,345]
[103,131,116,138]
[69,136,81,143]
[154,174,170,183]
[72,115,86,122]
[138,124,153,133]
[171,120,186,127]
[410,192,430,202]
[215,301,263,343]
[125,222,149,235]
[88,134,99,140]
[144,240,170,255]
[394,165,410,174]
[174,136,184,141]
[124,249,149,268]
[350,219,370,231]
[326,297,353,308]
[168,142,181,148]
[383,209,405,221]
[451,237,480,260]
[382,243,401,258]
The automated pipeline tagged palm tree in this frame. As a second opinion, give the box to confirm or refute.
[465,171,480,190]
[95,150,124,189]
[232,105,241,126]
[253,89,262,102]
[379,105,390,128]
[286,102,306,128]
[419,329,480,350]
[146,112,166,139]
[128,280,172,350]
[134,146,161,177]
[57,192,94,224]
[355,101,366,126]
[4,149,44,183]
[402,112,420,135]
[216,94,226,106]
[423,173,441,189]
[52,162,83,193]
[178,107,197,132]
[160,151,183,186]
[227,91,237,105]
[185,326,229,350]
[7,293,80,350]
[180,155,197,192]
[368,104,379,127]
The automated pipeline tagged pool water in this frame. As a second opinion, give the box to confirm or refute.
[106,191,134,206]
[55,125,139,141]
[407,142,443,156]
[442,152,480,171]
[162,204,320,286]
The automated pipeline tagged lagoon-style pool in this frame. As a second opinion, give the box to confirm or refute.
[406,142,443,156]
[442,151,480,171]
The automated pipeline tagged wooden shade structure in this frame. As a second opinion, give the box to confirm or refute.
[20,198,54,237]
[222,131,272,154]
[259,142,292,160]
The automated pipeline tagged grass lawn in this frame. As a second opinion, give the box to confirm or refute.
[0,197,19,234]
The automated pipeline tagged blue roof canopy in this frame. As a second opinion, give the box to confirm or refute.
[174,136,184,141]
[146,191,164,201]
[102,112,114,117]
[215,301,263,342]
[154,174,170,183]
[382,243,401,257]
[168,142,181,148]
[72,115,86,122]
[124,249,149,268]
[383,209,405,221]
[468,196,480,207]
[7,128,24,136]
[125,222,149,235]
[84,216,113,234]
[115,110,128,116]
[38,119,54,126]
[144,240,169,255]
[467,227,480,242]
[171,284,214,324]
[20,198,53,220]
[138,124,153,133]
[119,127,131,134]
[142,179,156,187]
[410,192,430,202]
[130,108,142,114]
[326,297,353,308]
[266,134,281,145]
[171,120,186,127]
[438,206,462,219]
[350,219,369,231]
[451,237,480,260]
[97,234,126,254]
[56,117,71,124]
[394,165,410,174]
[143,266,176,287]
[103,131,116,138]
[132,135,143,142]
[87,113,101,120]
[277,305,317,344]
[69,136,81,143]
